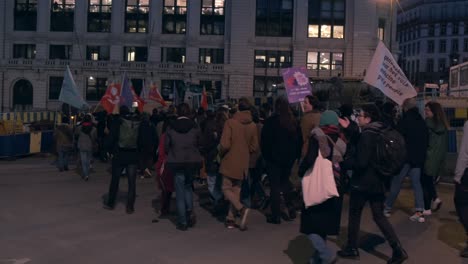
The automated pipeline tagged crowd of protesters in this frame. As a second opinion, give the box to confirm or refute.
[52,95,468,264]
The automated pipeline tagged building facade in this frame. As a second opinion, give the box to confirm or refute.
[397,0,468,87]
[0,0,396,111]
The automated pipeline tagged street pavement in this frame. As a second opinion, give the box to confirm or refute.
[1,156,468,264]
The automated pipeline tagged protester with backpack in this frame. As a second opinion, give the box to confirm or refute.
[165,103,203,231]
[338,103,408,264]
[103,106,141,214]
[54,122,73,172]
[298,110,346,264]
[454,120,468,258]
[75,114,97,181]
[384,98,428,223]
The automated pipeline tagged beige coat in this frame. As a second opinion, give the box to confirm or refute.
[301,111,321,157]
[219,111,258,180]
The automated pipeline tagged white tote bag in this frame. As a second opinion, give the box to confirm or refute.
[302,149,339,207]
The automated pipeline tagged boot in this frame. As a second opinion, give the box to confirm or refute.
[337,246,360,260]
[266,215,281,224]
[460,245,468,258]
[187,211,196,228]
[387,244,408,264]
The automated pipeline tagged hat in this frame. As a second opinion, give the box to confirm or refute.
[320,110,339,126]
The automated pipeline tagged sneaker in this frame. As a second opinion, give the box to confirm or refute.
[432,198,442,212]
[144,168,152,178]
[239,207,250,231]
[337,247,360,260]
[224,220,237,229]
[423,210,432,216]
[384,208,392,218]
[409,212,425,223]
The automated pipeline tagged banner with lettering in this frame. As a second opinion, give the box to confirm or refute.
[281,67,312,104]
[364,41,417,105]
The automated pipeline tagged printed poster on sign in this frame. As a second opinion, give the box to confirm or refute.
[364,41,417,105]
[281,67,312,103]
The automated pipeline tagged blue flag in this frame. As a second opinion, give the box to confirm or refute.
[173,80,179,105]
[120,72,133,108]
[59,66,88,109]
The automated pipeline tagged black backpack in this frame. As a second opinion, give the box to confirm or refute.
[369,126,406,178]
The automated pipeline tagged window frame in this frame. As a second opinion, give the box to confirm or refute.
[87,0,112,33]
[14,0,38,31]
[124,46,148,62]
[308,0,345,39]
[49,44,73,60]
[161,47,186,63]
[162,0,187,34]
[199,48,224,64]
[48,76,64,100]
[306,51,344,71]
[254,50,292,68]
[255,0,294,37]
[86,77,108,101]
[200,0,225,35]
[13,44,36,59]
[50,0,75,32]
[125,0,149,33]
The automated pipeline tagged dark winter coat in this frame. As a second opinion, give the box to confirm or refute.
[349,122,389,194]
[164,117,203,170]
[261,114,302,169]
[138,119,158,153]
[299,129,344,236]
[398,107,428,168]
[200,118,219,172]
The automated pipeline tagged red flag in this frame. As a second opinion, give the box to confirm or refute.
[100,83,121,114]
[130,85,145,113]
[148,82,167,107]
[200,86,208,111]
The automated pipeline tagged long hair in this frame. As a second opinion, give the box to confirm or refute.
[275,97,297,134]
[425,101,449,129]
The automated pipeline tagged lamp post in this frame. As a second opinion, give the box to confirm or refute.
[389,0,394,54]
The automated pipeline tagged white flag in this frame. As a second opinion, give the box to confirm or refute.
[364,41,417,105]
[59,66,89,109]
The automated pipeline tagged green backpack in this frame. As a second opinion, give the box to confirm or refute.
[118,118,140,149]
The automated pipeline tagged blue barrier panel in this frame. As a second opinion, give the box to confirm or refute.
[448,130,457,153]
[41,131,54,153]
[0,133,30,157]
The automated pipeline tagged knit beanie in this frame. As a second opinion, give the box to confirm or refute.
[319,110,339,126]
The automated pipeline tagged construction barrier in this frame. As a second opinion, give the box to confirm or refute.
[0,131,54,158]
[0,111,62,124]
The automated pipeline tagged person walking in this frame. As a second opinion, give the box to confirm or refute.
[384,98,428,223]
[338,104,408,264]
[219,98,258,230]
[154,117,176,219]
[454,120,468,258]
[421,101,448,215]
[138,112,158,179]
[54,122,73,172]
[261,97,302,224]
[75,114,97,181]
[165,103,203,231]
[103,106,141,214]
[299,110,346,264]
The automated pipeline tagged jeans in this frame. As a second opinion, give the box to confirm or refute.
[421,173,438,210]
[385,163,425,212]
[107,159,137,209]
[174,169,194,225]
[80,151,92,177]
[207,165,223,202]
[57,147,70,170]
[266,162,293,218]
[308,234,333,264]
[347,191,400,249]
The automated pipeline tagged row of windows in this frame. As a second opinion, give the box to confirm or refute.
[48,76,222,101]
[401,39,468,58]
[13,44,225,63]
[13,44,345,70]
[399,22,468,43]
[14,0,347,38]
[14,0,225,35]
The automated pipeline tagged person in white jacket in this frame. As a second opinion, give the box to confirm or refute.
[454,121,468,258]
